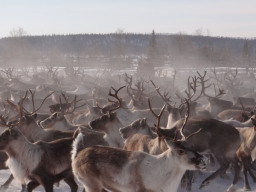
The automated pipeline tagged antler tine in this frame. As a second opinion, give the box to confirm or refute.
[65,96,87,114]
[150,80,172,104]
[196,71,213,99]
[32,92,54,114]
[108,85,126,113]
[148,98,167,136]
[239,98,246,113]
[184,76,199,102]
[147,98,158,118]
[29,89,36,112]
[59,95,62,112]
[17,90,28,118]
[177,99,202,141]
[61,92,70,104]
[92,89,97,107]
[124,73,133,86]
[126,85,134,99]
[179,99,190,141]
[135,80,145,100]
[0,114,8,127]
[6,99,19,113]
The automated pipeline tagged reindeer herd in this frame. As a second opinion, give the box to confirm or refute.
[1,67,256,192]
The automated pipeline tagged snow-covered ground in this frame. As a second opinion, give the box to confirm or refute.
[1,168,256,192]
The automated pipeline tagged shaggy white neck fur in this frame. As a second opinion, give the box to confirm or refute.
[6,136,43,184]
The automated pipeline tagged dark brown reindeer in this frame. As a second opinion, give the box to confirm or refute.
[132,90,242,191]
[71,102,206,192]
[0,126,77,192]
[163,116,242,191]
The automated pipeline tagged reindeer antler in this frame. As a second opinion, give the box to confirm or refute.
[0,114,8,127]
[26,89,54,115]
[108,86,126,113]
[176,99,201,141]
[148,98,167,137]
[150,80,172,104]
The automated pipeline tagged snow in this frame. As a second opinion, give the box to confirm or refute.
[1,168,256,192]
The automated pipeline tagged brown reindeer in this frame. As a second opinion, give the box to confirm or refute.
[0,126,77,192]
[236,117,256,190]
[71,106,206,192]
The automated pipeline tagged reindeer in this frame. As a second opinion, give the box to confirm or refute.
[0,126,78,192]
[40,94,88,131]
[98,85,169,127]
[119,118,156,140]
[89,110,124,148]
[124,73,149,110]
[120,99,202,191]
[142,91,242,191]
[71,106,206,192]
[236,117,256,190]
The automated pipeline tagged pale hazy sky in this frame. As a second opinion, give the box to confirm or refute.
[0,0,255,38]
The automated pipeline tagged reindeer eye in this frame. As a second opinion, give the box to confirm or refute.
[178,149,185,155]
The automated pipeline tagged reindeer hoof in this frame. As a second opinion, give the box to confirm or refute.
[199,181,209,189]
[0,184,9,191]
[226,184,238,192]
[243,186,251,191]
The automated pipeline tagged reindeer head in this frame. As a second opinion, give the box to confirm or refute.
[0,127,21,150]
[97,86,126,114]
[165,139,206,170]
[7,113,38,130]
[40,112,64,129]
[89,112,118,133]
[119,118,154,139]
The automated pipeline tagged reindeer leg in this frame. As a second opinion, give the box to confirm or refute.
[26,180,39,192]
[21,184,27,192]
[246,157,256,182]
[225,160,242,192]
[64,176,78,192]
[200,162,229,189]
[0,174,14,190]
[243,162,251,191]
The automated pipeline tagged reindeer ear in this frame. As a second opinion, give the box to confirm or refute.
[252,118,256,127]
[251,118,256,124]
[109,112,117,120]
[164,138,175,149]
[31,113,37,119]
[140,118,147,126]
[166,105,172,113]
[87,105,93,112]
[73,127,81,139]
[9,128,18,137]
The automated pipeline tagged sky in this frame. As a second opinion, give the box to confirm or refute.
[0,0,255,38]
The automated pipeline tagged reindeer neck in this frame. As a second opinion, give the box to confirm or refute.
[5,135,43,184]
[142,149,187,192]
[54,117,77,131]
[6,136,41,159]
[242,118,253,127]
[20,122,45,142]
[167,112,181,129]
[103,119,124,148]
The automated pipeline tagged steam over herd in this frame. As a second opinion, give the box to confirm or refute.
[1,67,256,192]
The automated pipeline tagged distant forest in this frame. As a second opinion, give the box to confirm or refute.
[0,32,255,68]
